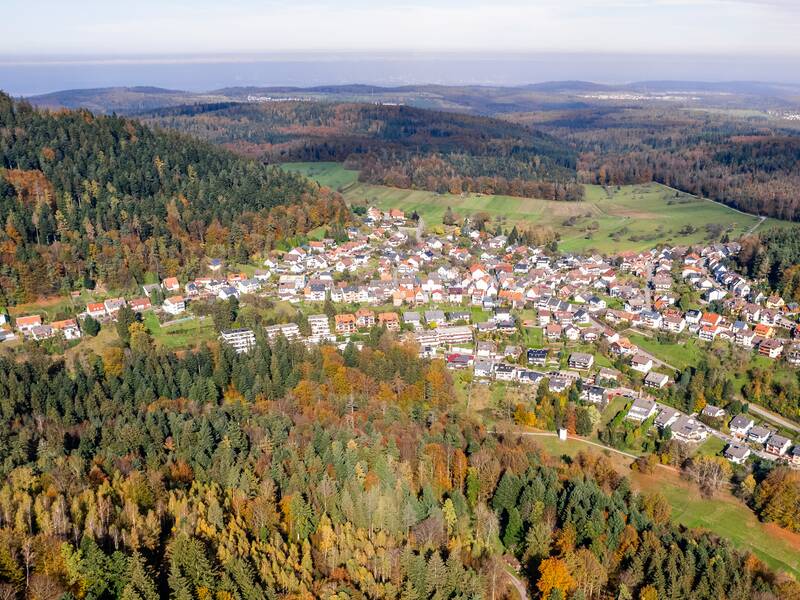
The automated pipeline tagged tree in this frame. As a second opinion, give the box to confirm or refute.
[537,557,576,598]
[115,306,138,345]
[754,468,800,532]
[684,456,733,496]
[81,315,101,337]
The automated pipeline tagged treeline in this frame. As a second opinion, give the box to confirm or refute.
[531,107,800,220]
[142,101,583,201]
[0,92,347,303]
[737,226,800,298]
[0,330,797,599]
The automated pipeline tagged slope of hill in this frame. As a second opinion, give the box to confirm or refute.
[0,93,346,303]
[141,101,584,201]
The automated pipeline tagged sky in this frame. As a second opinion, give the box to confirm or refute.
[1,0,799,94]
[1,0,799,56]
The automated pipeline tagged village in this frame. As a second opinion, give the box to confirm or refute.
[2,205,799,468]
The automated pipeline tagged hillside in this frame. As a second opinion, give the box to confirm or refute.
[141,101,584,201]
[1,332,799,599]
[0,93,346,303]
[285,162,772,253]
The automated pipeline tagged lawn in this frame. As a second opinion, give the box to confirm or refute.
[522,435,800,577]
[627,333,703,371]
[695,436,727,457]
[143,312,216,349]
[282,162,772,253]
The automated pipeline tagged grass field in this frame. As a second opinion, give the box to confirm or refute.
[524,435,800,577]
[627,333,704,371]
[282,162,779,253]
[143,312,216,350]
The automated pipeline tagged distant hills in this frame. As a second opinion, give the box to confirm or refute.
[23,80,800,115]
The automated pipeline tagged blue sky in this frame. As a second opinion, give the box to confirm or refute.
[1,0,799,56]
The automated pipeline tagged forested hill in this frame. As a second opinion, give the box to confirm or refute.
[0,93,346,303]
[0,334,798,599]
[141,101,585,201]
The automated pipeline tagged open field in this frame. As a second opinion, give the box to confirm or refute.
[143,312,216,350]
[523,434,800,577]
[283,162,781,253]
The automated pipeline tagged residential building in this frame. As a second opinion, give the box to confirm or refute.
[220,328,257,354]
[163,296,186,315]
[568,352,594,371]
[627,397,657,422]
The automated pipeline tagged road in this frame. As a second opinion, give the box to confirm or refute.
[587,314,679,372]
[747,402,800,435]
[492,429,641,460]
[504,564,529,600]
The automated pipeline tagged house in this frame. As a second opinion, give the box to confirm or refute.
[334,313,358,335]
[403,312,422,329]
[747,425,773,445]
[378,312,400,331]
[476,341,497,359]
[758,338,784,359]
[581,385,607,406]
[724,443,751,465]
[630,353,653,374]
[791,446,800,466]
[446,353,474,370]
[765,433,792,456]
[15,314,43,333]
[548,376,571,394]
[568,352,594,371]
[626,397,657,422]
[494,363,516,381]
[129,297,152,312]
[729,415,755,438]
[425,310,447,326]
[103,297,126,315]
[163,296,186,315]
[701,405,726,420]
[655,406,681,430]
[474,358,494,378]
[208,258,223,272]
[355,308,376,329]
[162,277,180,293]
[220,328,257,354]
[85,303,106,319]
[644,372,670,389]
[597,367,620,383]
[30,324,55,341]
[527,348,549,366]
[218,286,239,301]
[670,415,708,443]
[51,319,81,340]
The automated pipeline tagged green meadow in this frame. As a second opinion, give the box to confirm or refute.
[283,162,780,253]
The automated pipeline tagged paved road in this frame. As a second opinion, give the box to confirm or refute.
[587,315,679,372]
[747,402,800,435]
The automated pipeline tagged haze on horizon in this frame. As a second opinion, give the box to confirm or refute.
[1,0,799,94]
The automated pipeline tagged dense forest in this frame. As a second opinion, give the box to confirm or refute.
[737,226,800,299]
[0,93,347,304]
[0,328,798,600]
[519,107,800,220]
[142,102,584,201]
